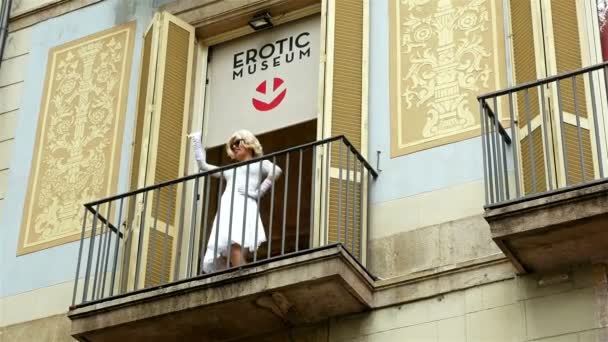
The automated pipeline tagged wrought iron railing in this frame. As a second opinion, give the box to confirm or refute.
[479,61,608,207]
[71,136,377,308]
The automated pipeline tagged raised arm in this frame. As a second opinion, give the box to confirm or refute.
[189,132,222,178]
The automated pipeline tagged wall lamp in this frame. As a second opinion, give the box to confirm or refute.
[248,12,273,31]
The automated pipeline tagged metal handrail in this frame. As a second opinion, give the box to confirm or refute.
[85,135,377,208]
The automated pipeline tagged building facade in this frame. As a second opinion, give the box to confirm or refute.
[0,0,607,341]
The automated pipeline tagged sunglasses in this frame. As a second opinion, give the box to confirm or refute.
[231,139,244,151]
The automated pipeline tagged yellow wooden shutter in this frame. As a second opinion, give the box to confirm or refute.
[125,12,195,289]
[510,0,547,194]
[549,0,594,185]
[326,0,366,258]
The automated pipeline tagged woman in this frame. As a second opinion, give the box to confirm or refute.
[189,130,282,274]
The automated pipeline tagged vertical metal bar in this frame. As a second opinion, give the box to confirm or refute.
[309,147,317,249]
[92,204,107,300]
[492,97,504,201]
[254,161,263,262]
[572,76,587,182]
[119,197,135,295]
[322,142,331,245]
[351,157,358,254]
[487,104,499,202]
[539,85,553,190]
[146,189,161,286]
[358,161,364,261]
[344,150,351,245]
[502,139,510,200]
[337,143,343,243]
[226,168,237,268]
[213,172,224,269]
[490,104,503,202]
[267,159,276,259]
[188,177,200,277]
[524,88,537,193]
[281,153,290,255]
[365,172,371,268]
[100,201,113,297]
[295,150,303,252]
[556,80,570,186]
[241,164,250,262]
[508,93,521,198]
[161,185,174,283]
[72,207,88,306]
[173,180,188,281]
[199,177,210,274]
[83,203,100,302]
[480,100,490,205]
[134,191,148,290]
[109,197,124,296]
[482,103,495,204]
[588,71,604,179]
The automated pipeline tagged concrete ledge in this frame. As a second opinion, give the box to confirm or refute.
[68,245,374,341]
[485,180,608,274]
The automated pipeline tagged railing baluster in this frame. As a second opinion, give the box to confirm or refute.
[352,157,358,254]
[241,164,250,262]
[199,178,210,275]
[295,150,303,252]
[226,168,237,269]
[174,180,188,281]
[572,76,586,183]
[539,85,553,190]
[493,98,504,202]
[268,159,276,259]
[146,188,161,286]
[484,105,496,203]
[589,70,604,179]
[281,153,290,255]
[337,143,343,243]
[556,80,570,186]
[119,196,135,295]
[309,147,317,250]
[524,88,537,194]
[358,160,364,260]
[72,207,88,306]
[134,191,148,290]
[161,185,174,283]
[100,201,113,297]
[345,149,351,245]
[480,100,490,205]
[213,173,224,271]
[253,161,263,263]
[323,143,331,245]
[507,93,521,198]
[93,204,108,300]
[109,197,124,296]
[83,203,100,302]
[188,178,200,277]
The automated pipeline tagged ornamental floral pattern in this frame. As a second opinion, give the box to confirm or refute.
[19,22,134,254]
[391,0,504,156]
[402,0,491,138]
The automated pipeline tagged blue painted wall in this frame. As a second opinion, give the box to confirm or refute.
[0,0,155,297]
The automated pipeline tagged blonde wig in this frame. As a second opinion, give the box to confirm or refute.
[226,129,263,159]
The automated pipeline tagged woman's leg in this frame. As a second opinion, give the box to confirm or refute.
[230,243,247,267]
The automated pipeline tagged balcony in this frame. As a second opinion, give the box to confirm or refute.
[67,136,377,341]
[479,61,608,274]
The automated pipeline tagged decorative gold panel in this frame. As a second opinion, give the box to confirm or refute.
[389,0,507,157]
[17,22,136,255]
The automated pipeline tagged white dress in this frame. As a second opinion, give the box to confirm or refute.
[201,160,279,273]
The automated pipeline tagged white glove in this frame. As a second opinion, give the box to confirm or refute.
[188,131,205,162]
[238,179,273,200]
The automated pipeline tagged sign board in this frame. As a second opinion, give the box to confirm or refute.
[205,15,321,147]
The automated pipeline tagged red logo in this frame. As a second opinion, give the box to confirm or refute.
[252,77,287,111]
